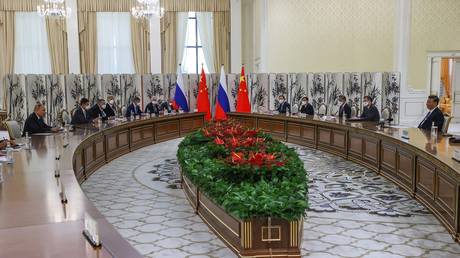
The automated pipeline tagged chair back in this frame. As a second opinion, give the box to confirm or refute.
[291,104,299,114]
[61,109,71,125]
[442,115,452,134]
[381,107,391,121]
[318,104,327,116]
[4,120,22,139]
[351,105,357,117]
[121,106,127,117]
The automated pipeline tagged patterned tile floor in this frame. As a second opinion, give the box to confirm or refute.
[82,138,460,258]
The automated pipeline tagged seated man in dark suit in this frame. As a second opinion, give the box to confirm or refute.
[71,98,92,125]
[418,95,445,131]
[338,95,351,119]
[145,96,160,116]
[23,102,59,136]
[88,98,108,121]
[299,96,314,115]
[277,95,291,114]
[158,95,172,113]
[359,95,380,122]
[104,95,117,118]
[126,96,142,117]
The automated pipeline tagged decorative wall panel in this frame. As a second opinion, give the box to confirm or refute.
[164,74,177,102]
[362,72,383,113]
[269,73,288,111]
[142,74,164,106]
[308,73,326,113]
[325,73,344,116]
[5,74,27,124]
[46,74,66,126]
[26,74,47,115]
[209,73,220,115]
[227,73,240,112]
[344,72,362,116]
[188,74,199,111]
[65,74,85,113]
[288,73,308,114]
[120,74,141,107]
[83,74,101,106]
[249,73,269,113]
[101,74,121,107]
[383,72,401,124]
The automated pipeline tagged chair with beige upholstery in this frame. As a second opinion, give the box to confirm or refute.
[351,105,358,118]
[442,114,453,135]
[4,120,23,140]
[60,109,71,126]
[317,104,327,116]
[381,107,391,122]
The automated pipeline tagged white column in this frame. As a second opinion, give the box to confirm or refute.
[66,0,80,73]
[150,16,162,73]
[230,0,242,73]
[393,0,411,95]
[258,0,268,73]
[394,0,426,125]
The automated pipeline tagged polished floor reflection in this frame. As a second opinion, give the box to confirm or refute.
[82,139,460,258]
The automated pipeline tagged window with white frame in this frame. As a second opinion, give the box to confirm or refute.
[97,12,135,74]
[181,12,214,74]
[14,12,52,74]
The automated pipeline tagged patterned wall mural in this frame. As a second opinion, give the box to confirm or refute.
[4,72,401,125]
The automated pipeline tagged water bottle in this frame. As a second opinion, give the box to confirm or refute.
[24,132,30,150]
[0,163,4,183]
[5,142,13,164]
[431,122,438,141]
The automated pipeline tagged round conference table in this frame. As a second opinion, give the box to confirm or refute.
[0,112,458,257]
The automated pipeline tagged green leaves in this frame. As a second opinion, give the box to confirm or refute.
[177,125,309,221]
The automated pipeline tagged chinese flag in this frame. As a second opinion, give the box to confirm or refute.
[196,67,211,121]
[236,65,251,112]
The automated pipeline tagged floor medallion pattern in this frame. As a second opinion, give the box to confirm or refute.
[82,138,460,258]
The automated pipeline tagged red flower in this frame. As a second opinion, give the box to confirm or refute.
[202,129,211,137]
[248,152,264,166]
[229,137,239,148]
[275,161,285,167]
[243,137,256,147]
[214,137,224,145]
[231,152,245,164]
[245,129,259,137]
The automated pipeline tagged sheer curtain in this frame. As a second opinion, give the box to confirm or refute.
[196,12,215,73]
[176,12,189,72]
[97,12,134,74]
[14,12,52,74]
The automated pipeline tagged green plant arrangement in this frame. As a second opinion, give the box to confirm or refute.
[177,119,308,221]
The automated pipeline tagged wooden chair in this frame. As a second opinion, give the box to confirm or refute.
[4,120,23,140]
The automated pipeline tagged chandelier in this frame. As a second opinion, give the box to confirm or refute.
[131,0,164,19]
[37,0,71,18]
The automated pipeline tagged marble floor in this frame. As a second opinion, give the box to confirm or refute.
[81,138,460,258]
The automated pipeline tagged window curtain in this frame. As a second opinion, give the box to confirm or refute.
[0,11,14,110]
[176,12,189,71]
[161,12,177,73]
[131,18,151,74]
[46,18,68,74]
[78,11,97,74]
[196,12,215,73]
[14,12,52,74]
[97,12,135,74]
[160,0,230,73]
[213,11,229,73]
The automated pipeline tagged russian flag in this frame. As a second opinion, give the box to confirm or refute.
[214,65,230,120]
[173,65,189,112]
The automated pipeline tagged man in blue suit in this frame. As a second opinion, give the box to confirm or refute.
[277,95,291,114]
[126,96,142,117]
[418,95,444,131]
[71,98,92,125]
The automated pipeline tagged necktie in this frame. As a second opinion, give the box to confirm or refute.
[419,111,431,127]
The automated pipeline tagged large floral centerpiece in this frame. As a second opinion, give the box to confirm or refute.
[177,119,308,220]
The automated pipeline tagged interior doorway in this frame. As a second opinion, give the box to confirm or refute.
[427,51,460,122]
